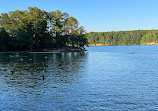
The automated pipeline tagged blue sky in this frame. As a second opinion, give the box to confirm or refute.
[0,0,158,32]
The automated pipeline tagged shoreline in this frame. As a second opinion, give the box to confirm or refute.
[0,47,87,53]
[1,43,158,53]
[88,42,158,46]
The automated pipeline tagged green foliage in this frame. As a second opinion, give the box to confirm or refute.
[86,30,158,45]
[0,7,88,51]
[0,28,10,51]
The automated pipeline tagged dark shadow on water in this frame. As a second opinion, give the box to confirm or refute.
[0,52,88,101]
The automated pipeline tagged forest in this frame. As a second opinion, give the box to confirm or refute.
[0,7,88,51]
[1,7,158,52]
[86,30,158,46]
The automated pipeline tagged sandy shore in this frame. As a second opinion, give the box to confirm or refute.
[88,42,158,46]
[146,42,158,45]
[88,44,108,46]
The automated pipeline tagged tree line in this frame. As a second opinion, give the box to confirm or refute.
[0,7,88,51]
[86,30,158,45]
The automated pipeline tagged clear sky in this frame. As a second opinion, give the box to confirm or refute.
[0,0,158,32]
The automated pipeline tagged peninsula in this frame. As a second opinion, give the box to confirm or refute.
[0,7,88,52]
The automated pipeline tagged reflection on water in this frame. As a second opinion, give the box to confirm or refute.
[1,46,158,110]
[0,52,88,110]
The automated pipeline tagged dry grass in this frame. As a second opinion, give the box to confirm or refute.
[146,42,158,45]
[88,44,108,46]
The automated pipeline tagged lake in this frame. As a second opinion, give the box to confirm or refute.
[0,45,158,111]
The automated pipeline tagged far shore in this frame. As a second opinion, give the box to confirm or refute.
[88,42,158,46]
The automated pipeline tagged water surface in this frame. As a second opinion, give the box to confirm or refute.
[0,45,158,110]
